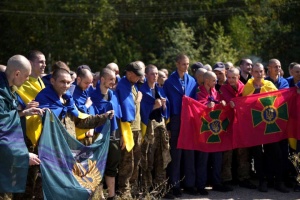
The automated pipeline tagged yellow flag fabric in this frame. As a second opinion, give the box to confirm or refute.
[242,78,277,96]
[75,111,91,140]
[17,77,45,104]
[17,77,45,146]
[120,121,134,152]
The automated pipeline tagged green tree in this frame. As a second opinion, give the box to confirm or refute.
[204,22,239,65]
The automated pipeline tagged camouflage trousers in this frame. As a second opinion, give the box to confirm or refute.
[118,130,142,197]
[140,123,171,192]
[221,148,251,182]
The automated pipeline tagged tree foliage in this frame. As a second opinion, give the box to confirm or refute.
[0,0,299,74]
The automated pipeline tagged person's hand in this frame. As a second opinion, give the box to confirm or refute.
[220,100,226,107]
[22,107,44,116]
[85,97,93,108]
[153,99,162,110]
[25,100,39,109]
[105,110,114,119]
[120,136,126,150]
[136,91,143,103]
[161,97,167,110]
[29,153,41,166]
[85,129,94,137]
[207,101,215,108]
[230,101,235,108]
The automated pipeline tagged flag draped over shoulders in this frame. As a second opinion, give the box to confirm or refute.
[163,71,196,116]
[34,86,89,143]
[177,96,233,152]
[242,78,277,96]
[38,111,110,200]
[16,76,45,147]
[219,80,244,103]
[90,82,122,133]
[0,72,29,193]
[196,85,221,105]
[73,85,94,115]
[115,77,135,151]
[140,82,169,137]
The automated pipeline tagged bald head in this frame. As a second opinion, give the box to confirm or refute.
[106,62,119,75]
[101,68,115,78]
[195,68,207,85]
[203,71,217,89]
[6,55,31,75]
[0,65,6,72]
[6,55,31,87]
[203,71,217,81]
[227,67,240,76]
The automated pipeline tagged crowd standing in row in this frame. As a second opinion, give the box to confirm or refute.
[1,51,300,200]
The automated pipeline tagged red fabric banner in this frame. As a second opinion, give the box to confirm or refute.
[232,88,297,148]
[177,96,234,152]
[177,88,299,152]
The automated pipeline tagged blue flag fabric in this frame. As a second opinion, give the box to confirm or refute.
[115,76,136,122]
[38,110,110,200]
[90,81,122,133]
[0,72,29,193]
[73,85,95,115]
[140,82,170,126]
[36,85,79,118]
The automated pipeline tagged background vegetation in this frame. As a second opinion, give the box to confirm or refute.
[0,0,299,75]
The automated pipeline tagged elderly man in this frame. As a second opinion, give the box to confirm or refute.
[0,55,43,200]
[242,63,289,193]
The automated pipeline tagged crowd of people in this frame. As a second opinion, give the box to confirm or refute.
[1,50,300,200]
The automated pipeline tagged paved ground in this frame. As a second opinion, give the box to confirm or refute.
[172,185,300,200]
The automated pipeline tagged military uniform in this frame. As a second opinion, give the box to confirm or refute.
[141,119,171,191]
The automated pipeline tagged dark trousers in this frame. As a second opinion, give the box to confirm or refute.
[167,115,195,189]
[251,142,284,183]
[195,151,222,189]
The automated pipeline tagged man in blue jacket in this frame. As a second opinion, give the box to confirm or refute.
[163,54,197,197]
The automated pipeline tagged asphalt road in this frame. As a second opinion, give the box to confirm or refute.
[174,185,300,200]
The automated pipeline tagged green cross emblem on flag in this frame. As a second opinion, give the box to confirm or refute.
[201,109,229,143]
[252,96,288,134]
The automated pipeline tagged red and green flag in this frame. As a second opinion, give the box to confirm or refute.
[231,88,297,148]
[177,96,233,152]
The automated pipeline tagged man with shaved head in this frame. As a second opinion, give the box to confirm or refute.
[0,55,44,199]
[163,54,197,197]
[195,71,230,195]
[90,68,121,200]
[241,63,289,193]
[195,67,207,86]
[219,67,256,190]
[265,59,289,89]
[287,64,300,88]
[106,62,120,89]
